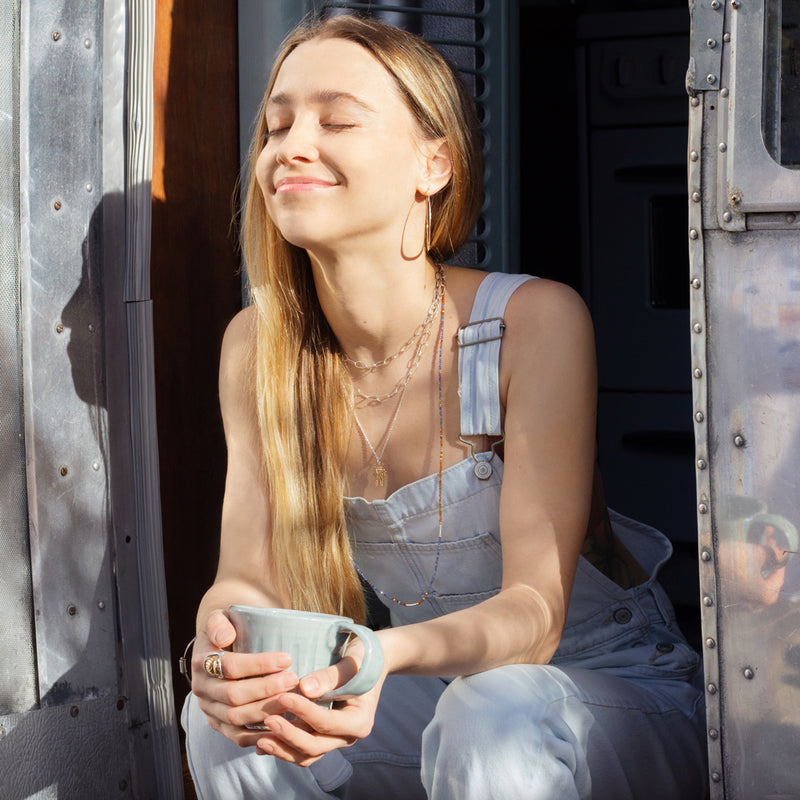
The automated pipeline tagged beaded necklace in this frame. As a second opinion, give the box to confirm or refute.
[353,269,446,607]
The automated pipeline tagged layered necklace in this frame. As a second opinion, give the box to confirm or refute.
[348,266,447,607]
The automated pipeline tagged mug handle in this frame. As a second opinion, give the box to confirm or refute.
[321,623,384,699]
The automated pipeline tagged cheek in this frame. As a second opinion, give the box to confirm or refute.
[254,147,273,200]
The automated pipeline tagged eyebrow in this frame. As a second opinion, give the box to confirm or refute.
[266,90,376,114]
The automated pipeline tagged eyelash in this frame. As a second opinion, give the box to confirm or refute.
[264,123,355,141]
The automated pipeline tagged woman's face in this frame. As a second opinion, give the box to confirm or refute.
[256,37,431,255]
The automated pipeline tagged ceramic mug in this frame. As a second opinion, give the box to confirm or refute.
[228,605,385,701]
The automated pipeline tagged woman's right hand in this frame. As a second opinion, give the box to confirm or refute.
[191,610,300,748]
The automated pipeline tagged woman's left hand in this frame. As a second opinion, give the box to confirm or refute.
[254,640,385,766]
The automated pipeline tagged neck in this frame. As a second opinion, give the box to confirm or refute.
[307,247,441,364]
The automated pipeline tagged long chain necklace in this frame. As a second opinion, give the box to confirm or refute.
[353,381,409,487]
[353,269,446,607]
[342,268,443,372]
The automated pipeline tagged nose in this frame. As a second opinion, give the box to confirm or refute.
[274,119,318,165]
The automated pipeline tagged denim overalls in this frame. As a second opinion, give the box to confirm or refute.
[183,273,707,800]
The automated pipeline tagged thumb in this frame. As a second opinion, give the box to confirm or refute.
[205,609,237,649]
[299,658,358,699]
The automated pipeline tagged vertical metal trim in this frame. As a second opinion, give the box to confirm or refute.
[688,85,724,800]
[125,0,182,795]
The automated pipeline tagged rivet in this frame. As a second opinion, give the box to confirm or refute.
[733,434,745,447]
[711,0,721,8]
[689,228,699,240]
[719,142,728,152]
[699,503,709,514]
[70,706,79,718]
[723,34,731,44]
[52,31,61,41]
[695,411,705,423]
[706,637,716,649]
[67,604,77,616]
[98,600,106,610]
[731,0,740,7]
[787,213,797,224]
[709,728,719,739]
[721,86,729,96]
[711,771,721,783]
[60,465,68,476]
[707,74,717,86]
[743,667,754,679]
[690,150,699,162]
[730,192,742,205]
[85,183,93,193]
[84,39,92,49]
[117,697,126,711]
[691,96,700,107]
[693,322,703,333]
[701,549,712,562]
[707,38,717,48]
[703,594,714,606]
[692,278,702,289]
[53,200,62,211]
[697,458,708,470]
[707,682,717,693]
[119,779,128,791]
[56,323,64,333]
[92,460,100,471]
[723,211,733,222]
[87,323,95,333]
[692,191,701,203]
[694,368,703,379]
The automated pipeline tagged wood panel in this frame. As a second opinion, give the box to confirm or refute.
[151,0,242,724]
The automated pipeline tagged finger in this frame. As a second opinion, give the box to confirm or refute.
[217,650,293,681]
[271,692,371,740]
[205,609,237,649]
[257,715,357,766]
[298,657,357,699]
[195,668,299,708]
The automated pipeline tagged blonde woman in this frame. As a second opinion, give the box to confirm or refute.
[182,15,706,800]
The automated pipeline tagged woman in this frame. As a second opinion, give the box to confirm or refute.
[183,14,707,799]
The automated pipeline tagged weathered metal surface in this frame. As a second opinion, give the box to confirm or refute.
[690,1,800,796]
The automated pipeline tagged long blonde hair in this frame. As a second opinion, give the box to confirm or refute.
[241,14,483,622]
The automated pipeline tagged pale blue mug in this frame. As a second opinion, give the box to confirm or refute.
[228,606,384,701]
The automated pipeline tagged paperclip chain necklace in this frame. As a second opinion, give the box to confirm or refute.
[342,268,443,372]
[353,269,446,607]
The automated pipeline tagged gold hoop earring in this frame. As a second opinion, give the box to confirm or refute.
[425,195,432,254]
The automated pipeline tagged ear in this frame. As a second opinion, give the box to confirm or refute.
[417,137,453,196]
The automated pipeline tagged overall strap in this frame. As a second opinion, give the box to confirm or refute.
[457,272,536,437]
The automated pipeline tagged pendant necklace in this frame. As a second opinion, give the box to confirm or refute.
[353,268,446,607]
[353,382,409,487]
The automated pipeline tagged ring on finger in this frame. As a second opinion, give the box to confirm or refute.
[203,651,224,679]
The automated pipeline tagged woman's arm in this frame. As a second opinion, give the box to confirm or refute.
[379,279,597,676]
[191,307,300,746]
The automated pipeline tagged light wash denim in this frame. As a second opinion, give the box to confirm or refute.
[183,273,707,799]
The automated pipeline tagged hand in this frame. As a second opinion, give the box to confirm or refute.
[192,610,300,748]
[255,640,386,766]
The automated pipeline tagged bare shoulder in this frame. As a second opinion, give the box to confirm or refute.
[500,278,596,397]
[219,305,258,432]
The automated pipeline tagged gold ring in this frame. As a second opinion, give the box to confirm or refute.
[203,651,223,679]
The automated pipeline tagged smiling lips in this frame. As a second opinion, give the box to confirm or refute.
[275,176,337,193]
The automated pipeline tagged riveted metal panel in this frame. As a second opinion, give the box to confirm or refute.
[690,1,800,797]
[0,0,39,717]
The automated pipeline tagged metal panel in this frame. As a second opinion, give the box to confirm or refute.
[725,0,800,212]
[690,1,800,796]
[0,0,38,717]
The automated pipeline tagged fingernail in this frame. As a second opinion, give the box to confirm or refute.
[276,652,292,668]
[301,676,319,694]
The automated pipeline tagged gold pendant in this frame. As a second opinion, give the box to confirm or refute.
[373,464,387,487]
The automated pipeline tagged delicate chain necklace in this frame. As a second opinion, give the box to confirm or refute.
[342,268,443,372]
[353,381,410,487]
[354,268,446,607]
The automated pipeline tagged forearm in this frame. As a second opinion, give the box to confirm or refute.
[196,577,283,634]
[378,583,563,678]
